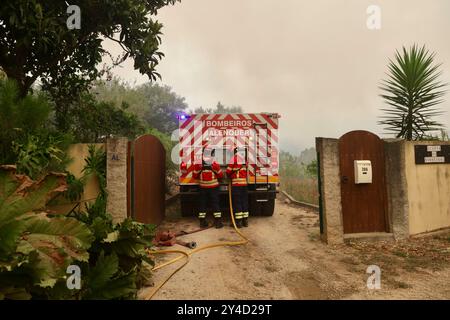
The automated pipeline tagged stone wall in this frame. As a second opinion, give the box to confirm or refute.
[106,137,128,223]
[384,139,409,240]
[316,138,344,244]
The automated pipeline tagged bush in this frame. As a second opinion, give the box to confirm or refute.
[65,93,144,143]
[0,146,156,300]
[0,79,54,164]
[12,133,72,180]
[71,145,155,300]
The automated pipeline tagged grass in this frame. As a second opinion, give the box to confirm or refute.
[281,177,319,205]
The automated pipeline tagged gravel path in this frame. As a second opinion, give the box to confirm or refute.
[139,199,450,300]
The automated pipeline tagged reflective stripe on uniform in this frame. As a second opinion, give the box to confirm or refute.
[199,174,219,187]
[200,179,219,185]
[231,177,247,186]
[234,212,243,219]
[242,211,249,218]
[213,212,222,218]
[198,212,206,218]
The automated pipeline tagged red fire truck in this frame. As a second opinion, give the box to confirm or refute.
[178,113,280,216]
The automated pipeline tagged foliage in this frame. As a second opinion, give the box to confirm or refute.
[12,134,71,180]
[0,0,180,97]
[63,93,144,143]
[93,79,189,135]
[0,166,94,299]
[0,79,53,164]
[64,173,85,203]
[138,83,189,134]
[0,145,155,300]
[0,68,6,81]
[194,101,243,114]
[82,145,107,197]
[279,149,319,205]
[279,150,314,179]
[305,160,318,178]
[71,147,155,300]
[379,45,447,140]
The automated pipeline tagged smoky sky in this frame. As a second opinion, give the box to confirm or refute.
[105,0,450,153]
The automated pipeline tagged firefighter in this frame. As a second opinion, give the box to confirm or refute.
[193,149,224,229]
[226,147,249,228]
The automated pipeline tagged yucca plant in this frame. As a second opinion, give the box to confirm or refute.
[379,45,447,140]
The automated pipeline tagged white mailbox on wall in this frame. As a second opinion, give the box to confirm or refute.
[354,160,372,184]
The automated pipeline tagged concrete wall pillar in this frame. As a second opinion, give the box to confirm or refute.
[316,138,344,244]
[384,139,409,240]
[106,137,128,223]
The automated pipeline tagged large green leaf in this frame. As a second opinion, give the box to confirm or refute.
[0,220,26,256]
[84,251,136,300]
[17,217,93,288]
[0,165,71,262]
[103,219,154,260]
[0,165,68,225]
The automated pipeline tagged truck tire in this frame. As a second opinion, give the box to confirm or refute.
[260,198,275,216]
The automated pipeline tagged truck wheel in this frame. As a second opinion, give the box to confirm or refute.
[260,199,275,216]
[180,198,195,217]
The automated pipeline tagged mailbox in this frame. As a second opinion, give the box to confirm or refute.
[354,160,372,184]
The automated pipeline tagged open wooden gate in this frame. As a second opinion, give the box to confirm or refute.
[128,134,165,225]
[339,131,388,234]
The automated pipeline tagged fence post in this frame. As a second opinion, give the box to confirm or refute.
[106,137,129,223]
[315,137,344,244]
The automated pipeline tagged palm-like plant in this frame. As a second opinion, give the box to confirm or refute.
[379,45,447,140]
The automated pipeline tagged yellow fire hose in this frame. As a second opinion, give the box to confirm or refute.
[144,182,249,300]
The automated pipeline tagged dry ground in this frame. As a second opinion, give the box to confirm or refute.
[139,197,450,300]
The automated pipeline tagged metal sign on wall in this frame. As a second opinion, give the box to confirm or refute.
[414,145,450,164]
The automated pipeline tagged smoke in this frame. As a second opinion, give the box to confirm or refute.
[105,0,450,153]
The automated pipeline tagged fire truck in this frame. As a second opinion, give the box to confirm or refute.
[178,113,280,216]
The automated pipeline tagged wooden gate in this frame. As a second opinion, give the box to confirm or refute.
[129,135,165,225]
[339,131,388,234]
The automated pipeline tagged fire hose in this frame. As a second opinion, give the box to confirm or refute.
[144,182,249,300]
[153,227,215,249]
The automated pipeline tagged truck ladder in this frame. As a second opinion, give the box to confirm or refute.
[253,123,270,190]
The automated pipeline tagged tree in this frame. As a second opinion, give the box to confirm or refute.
[194,101,243,114]
[92,79,189,134]
[305,160,318,178]
[65,93,144,143]
[379,45,447,140]
[137,83,189,134]
[0,0,179,97]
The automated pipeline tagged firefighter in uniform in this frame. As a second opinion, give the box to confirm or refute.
[193,149,224,229]
[226,148,249,228]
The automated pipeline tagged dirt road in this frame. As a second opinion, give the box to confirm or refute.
[139,198,450,300]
